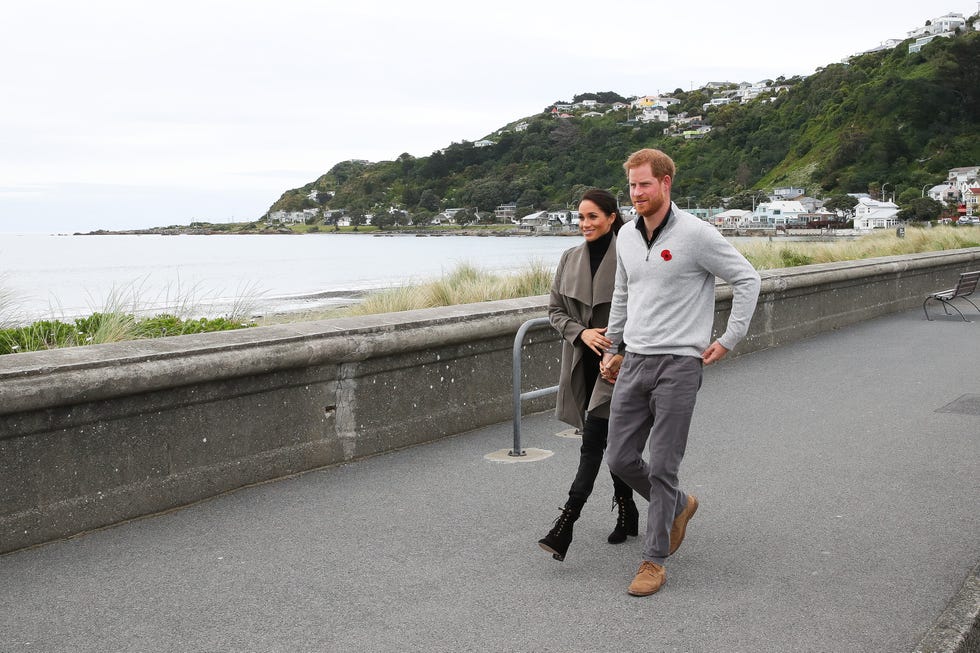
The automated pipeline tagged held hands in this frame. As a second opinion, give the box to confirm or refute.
[599,350,622,383]
[701,340,730,365]
[580,327,611,356]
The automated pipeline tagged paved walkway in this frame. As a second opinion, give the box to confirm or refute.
[1,308,978,652]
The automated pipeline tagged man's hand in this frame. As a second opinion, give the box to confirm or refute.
[701,341,729,365]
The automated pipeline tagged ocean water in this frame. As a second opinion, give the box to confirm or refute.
[0,232,580,323]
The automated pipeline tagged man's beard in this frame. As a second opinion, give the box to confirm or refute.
[638,189,667,218]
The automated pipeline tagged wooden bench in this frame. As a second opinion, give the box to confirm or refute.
[923,270,980,322]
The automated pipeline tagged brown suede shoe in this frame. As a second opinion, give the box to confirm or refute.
[668,494,699,556]
[627,561,666,596]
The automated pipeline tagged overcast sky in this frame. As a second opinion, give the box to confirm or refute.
[1,0,972,233]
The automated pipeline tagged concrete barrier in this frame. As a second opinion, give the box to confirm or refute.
[1,248,978,554]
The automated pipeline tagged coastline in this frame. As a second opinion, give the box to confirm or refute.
[73,225,578,237]
[72,222,862,239]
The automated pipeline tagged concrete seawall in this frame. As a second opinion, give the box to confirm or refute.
[2,248,978,554]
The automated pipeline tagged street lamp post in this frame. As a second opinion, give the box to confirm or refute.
[881,182,892,203]
[922,183,931,198]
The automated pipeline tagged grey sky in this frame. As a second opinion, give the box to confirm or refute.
[0,0,969,233]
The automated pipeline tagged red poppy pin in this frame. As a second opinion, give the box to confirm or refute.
[660,249,672,261]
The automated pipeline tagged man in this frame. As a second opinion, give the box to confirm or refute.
[601,148,761,596]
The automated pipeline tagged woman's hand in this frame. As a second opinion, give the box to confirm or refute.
[580,327,611,356]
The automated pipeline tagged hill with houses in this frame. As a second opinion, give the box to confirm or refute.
[266,11,980,231]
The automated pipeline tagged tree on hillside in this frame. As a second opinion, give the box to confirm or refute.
[459,178,510,212]
[517,188,544,210]
[897,197,943,222]
[348,208,365,231]
[392,209,409,227]
[373,211,396,230]
[453,209,476,226]
[823,194,859,220]
[727,190,768,211]
[418,189,441,212]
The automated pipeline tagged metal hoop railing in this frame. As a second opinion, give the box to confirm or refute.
[510,317,558,456]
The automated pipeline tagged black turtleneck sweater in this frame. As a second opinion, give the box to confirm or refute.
[580,229,613,404]
[587,229,614,278]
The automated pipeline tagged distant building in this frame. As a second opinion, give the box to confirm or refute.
[853,197,900,230]
[702,97,732,110]
[908,12,966,38]
[750,200,808,226]
[682,126,712,139]
[268,208,317,224]
[518,210,550,231]
[928,182,960,203]
[639,106,669,123]
[715,209,752,227]
[909,33,951,53]
[947,166,979,199]
[964,188,980,216]
[772,187,805,199]
[495,203,517,222]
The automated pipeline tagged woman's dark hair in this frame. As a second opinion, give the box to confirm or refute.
[580,188,625,233]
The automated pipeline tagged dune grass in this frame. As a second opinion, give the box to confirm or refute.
[738,225,979,269]
[259,262,555,324]
[265,225,979,323]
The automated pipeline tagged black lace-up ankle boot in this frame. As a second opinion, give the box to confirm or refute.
[607,495,639,544]
[537,506,580,561]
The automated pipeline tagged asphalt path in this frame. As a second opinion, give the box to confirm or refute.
[1,307,977,652]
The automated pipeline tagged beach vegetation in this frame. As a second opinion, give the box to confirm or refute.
[0,281,259,355]
[737,225,979,269]
[258,262,554,323]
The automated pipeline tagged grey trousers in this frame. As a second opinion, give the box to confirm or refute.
[605,353,703,564]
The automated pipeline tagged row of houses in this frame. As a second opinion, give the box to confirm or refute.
[268,164,979,230]
[856,12,977,57]
[715,197,899,231]
[514,165,980,233]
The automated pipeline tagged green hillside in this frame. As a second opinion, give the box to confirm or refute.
[269,28,979,220]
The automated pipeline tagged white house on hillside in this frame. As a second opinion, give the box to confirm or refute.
[908,12,966,38]
[963,187,980,216]
[853,197,899,230]
[750,200,808,226]
[948,166,979,199]
[715,209,752,227]
[639,106,668,123]
[518,210,550,231]
[269,208,317,224]
[927,182,961,203]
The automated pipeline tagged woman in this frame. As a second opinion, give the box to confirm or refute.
[538,188,638,562]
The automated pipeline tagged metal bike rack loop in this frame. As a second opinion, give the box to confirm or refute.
[511,316,558,456]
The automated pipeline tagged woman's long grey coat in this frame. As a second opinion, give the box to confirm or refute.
[548,234,617,429]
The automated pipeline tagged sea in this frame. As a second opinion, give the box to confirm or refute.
[0,232,582,325]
